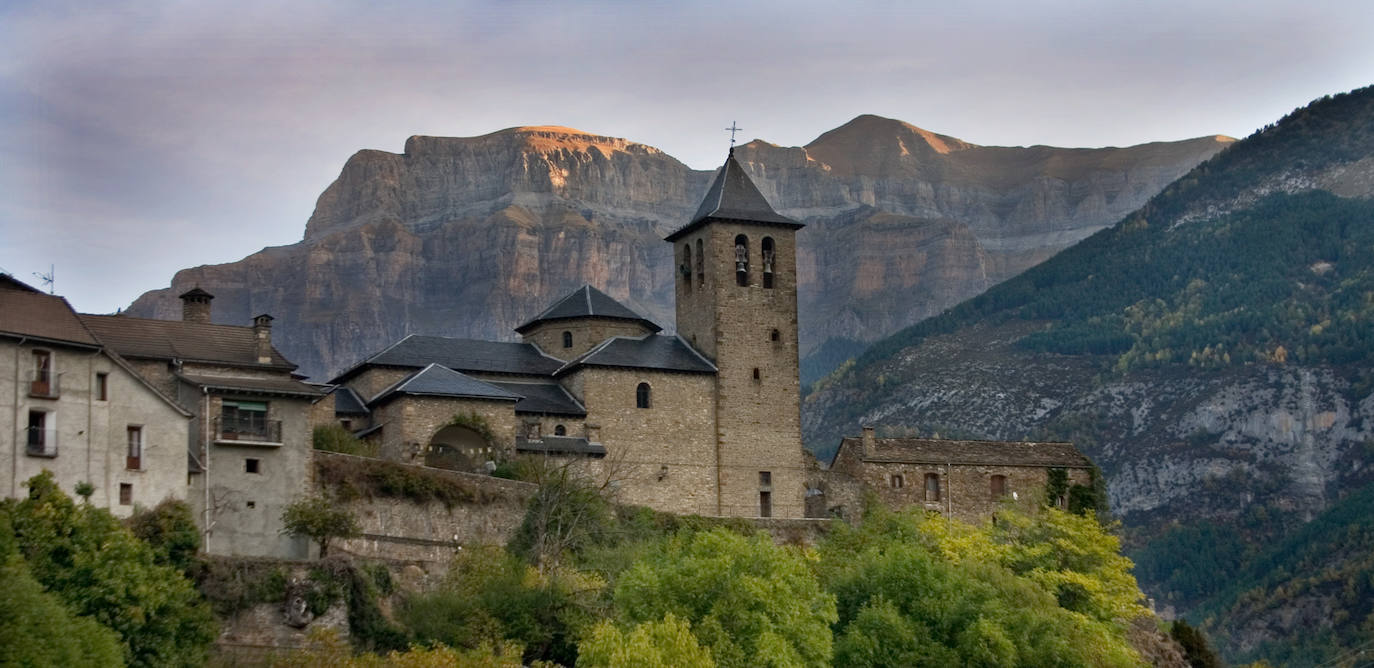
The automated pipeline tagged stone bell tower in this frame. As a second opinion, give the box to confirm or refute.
[666,149,805,518]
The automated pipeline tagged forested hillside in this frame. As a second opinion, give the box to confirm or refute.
[803,85,1374,664]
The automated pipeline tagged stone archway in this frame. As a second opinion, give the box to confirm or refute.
[426,424,490,472]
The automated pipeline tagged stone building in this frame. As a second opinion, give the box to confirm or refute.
[326,150,808,518]
[1,275,192,516]
[823,426,1094,523]
[80,289,321,558]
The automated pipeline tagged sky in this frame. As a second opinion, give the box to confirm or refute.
[2,1,1372,314]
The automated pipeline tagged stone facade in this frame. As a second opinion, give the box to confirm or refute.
[370,395,519,465]
[1,338,191,516]
[522,320,656,361]
[824,428,1094,523]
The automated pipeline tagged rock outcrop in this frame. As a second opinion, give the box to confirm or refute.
[127,121,1230,379]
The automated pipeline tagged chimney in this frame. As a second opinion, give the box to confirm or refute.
[860,426,875,459]
[252,314,274,364]
[178,287,214,324]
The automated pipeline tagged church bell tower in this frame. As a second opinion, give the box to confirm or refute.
[666,149,805,518]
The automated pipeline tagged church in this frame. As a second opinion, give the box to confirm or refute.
[326,150,809,518]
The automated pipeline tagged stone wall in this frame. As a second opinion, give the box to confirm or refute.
[369,395,519,464]
[344,366,413,403]
[675,221,807,519]
[574,366,719,515]
[522,319,656,360]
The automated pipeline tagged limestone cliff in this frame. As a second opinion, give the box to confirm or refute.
[127,121,1229,379]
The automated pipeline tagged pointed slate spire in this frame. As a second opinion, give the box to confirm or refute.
[666,151,802,241]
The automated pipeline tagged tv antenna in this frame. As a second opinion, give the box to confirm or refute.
[33,265,54,294]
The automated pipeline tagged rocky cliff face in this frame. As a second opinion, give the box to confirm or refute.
[127,121,1229,379]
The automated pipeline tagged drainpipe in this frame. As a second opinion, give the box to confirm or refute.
[946,462,952,516]
[202,387,212,552]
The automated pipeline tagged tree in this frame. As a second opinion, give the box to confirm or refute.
[507,456,616,569]
[0,514,125,668]
[577,613,715,668]
[281,493,362,558]
[5,471,215,668]
[611,528,836,668]
[126,498,201,574]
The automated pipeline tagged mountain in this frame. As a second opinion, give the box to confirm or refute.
[125,121,1228,380]
[801,86,1374,664]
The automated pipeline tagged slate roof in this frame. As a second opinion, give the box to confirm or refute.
[836,437,1091,469]
[80,314,296,369]
[514,285,660,334]
[330,386,369,415]
[665,151,803,242]
[557,335,717,375]
[486,381,587,416]
[333,335,563,383]
[0,286,101,348]
[177,373,323,398]
[516,436,606,457]
[370,364,522,406]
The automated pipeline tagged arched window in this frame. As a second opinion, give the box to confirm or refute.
[761,237,775,288]
[554,424,566,436]
[990,475,1007,499]
[562,331,573,348]
[734,234,749,286]
[752,367,760,381]
[924,473,941,502]
[695,238,704,284]
[770,329,780,342]
[681,243,693,290]
[636,382,651,409]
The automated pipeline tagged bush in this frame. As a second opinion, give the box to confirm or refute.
[313,424,378,457]
[281,494,362,558]
[126,498,202,575]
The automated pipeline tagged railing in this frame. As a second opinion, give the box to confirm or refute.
[28,370,61,398]
[25,427,57,457]
[215,416,282,444]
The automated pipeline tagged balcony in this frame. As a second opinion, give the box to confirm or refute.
[25,427,57,457]
[214,415,282,445]
[28,371,61,399]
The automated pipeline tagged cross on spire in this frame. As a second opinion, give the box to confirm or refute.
[725,121,742,152]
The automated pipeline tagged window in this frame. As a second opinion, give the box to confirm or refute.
[562,331,573,348]
[759,491,772,518]
[30,349,57,397]
[126,426,142,470]
[341,419,352,430]
[990,475,1007,499]
[246,500,256,509]
[26,410,55,457]
[554,424,566,436]
[734,234,750,286]
[695,238,704,284]
[96,372,108,401]
[924,473,941,502]
[119,483,132,505]
[890,474,904,489]
[752,367,760,381]
[770,329,780,342]
[759,471,772,487]
[219,400,277,442]
[681,243,693,290]
[761,237,775,289]
[245,458,260,474]
[526,422,541,440]
[636,382,651,409]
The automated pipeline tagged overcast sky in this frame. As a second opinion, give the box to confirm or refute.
[2,0,1372,314]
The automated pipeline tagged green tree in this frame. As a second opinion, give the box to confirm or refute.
[126,498,202,574]
[0,514,125,668]
[1170,619,1222,668]
[5,471,215,667]
[612,528,836,668]
[281,493,362,558]
[577,613,715,668]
